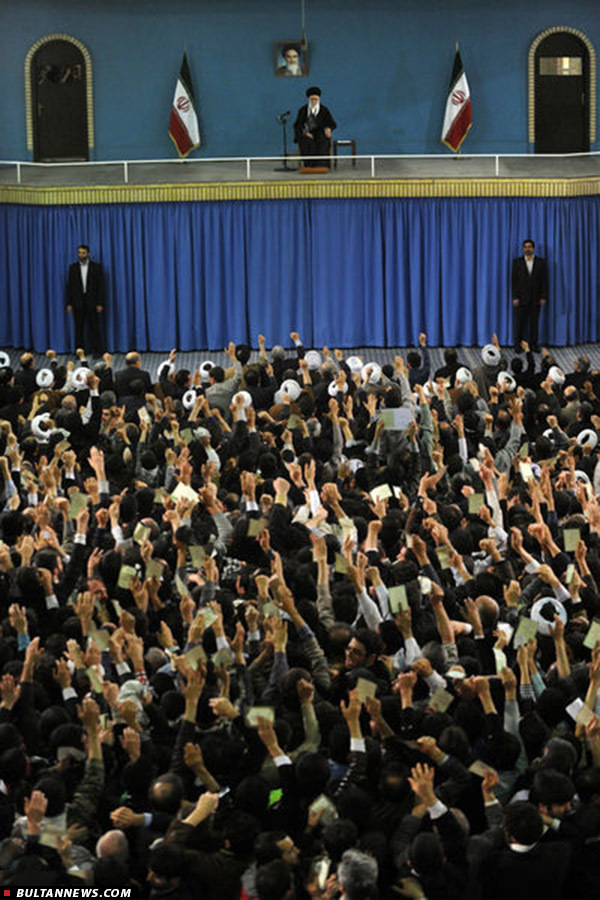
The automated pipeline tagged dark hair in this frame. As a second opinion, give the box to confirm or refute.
[322,819,358,865]
[148,843,185,880]
[530,769,574,807]
[353,628,383,659]
[149,773,183,814]
[33,776,67,817]
[256,860,291,900]
[503,801,543,844]
[523,239,535,248]
[77,244,90,252]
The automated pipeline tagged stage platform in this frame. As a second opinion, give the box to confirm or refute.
[2,153,600,204]
[3,343,599,383]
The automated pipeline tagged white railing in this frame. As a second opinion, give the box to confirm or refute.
[1,151,599,185]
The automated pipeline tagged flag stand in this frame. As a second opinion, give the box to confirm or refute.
[275,112,294,172]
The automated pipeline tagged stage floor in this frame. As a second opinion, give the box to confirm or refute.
[2,154,600,187]
[3,343,598,382]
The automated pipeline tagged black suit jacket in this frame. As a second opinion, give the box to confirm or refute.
[66,260,104,309]
[511,256,548,306]
[293,104,337,143]
[115,365,153,399]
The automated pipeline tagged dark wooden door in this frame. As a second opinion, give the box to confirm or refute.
[32,40,88,161]
[535,32,588,154]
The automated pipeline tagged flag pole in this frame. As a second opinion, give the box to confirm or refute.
[456,41,461,158]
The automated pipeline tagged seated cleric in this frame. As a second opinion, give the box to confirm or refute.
[293,86,336,167]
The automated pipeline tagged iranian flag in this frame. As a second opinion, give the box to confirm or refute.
[441,48,471,152]
[169,52,200,157]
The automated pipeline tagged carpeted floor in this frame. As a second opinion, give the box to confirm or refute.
[2,343,598,382]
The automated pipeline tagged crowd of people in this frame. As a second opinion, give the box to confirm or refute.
[0,330,598,900]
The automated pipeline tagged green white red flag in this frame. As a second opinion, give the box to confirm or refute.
[441,49,471,152]
[169,52,200,157]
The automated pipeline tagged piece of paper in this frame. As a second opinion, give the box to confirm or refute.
[436,546,451,570]
[175,573,188,598]
[468,759,498,778]
[292,506,310,525]
[468,493,485,514]
[262,601,281,619]
[388,585,408,614]
[469,457,481,473]
[68,491,89,519]
[565,563,576,585]
[138,407,151,425]
[518,442,530,459]
[180,428,195,446]
[566,698,585,722]
[189,545,206,567]
[576,704,595,726]
[133,523,151,545]
[496,622,514,644]
[247,517,267,538]
[89,628,110,652]
[514,617,538,648]
[493,648,508,674]
[86,666,103,693]
[370,483,392,502]
[170,482,199,505]
[392,486,403,500]
[583,619,600,650]
[309,793,338,817]
[154,488,168,505]
[112,599,123,618]
[185,643,207,670]
[117,565,137,590]
[418,575,432,595]
[520,462,534,483]
[246,706,275,727]
[429,687,454,713]
[287,414,302,429]
[356,677,377,703]
[200,606,218,629]
[564,528,581,553]
[212,649,233,670]
[379,408,413,431]
[55,439,71,454]
[334,554,349,574]
[146,559,164,580]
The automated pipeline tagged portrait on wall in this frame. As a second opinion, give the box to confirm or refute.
[275,41,309,77]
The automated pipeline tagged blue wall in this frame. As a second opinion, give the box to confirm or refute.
[1,0,599,161]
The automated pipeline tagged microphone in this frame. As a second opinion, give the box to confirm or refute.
[276,110,291,123]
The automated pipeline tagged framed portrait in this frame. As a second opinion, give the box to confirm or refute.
[275,41,309,77]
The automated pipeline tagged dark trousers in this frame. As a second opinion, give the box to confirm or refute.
[514,302,541,347]
[299,135,331,168]
[72,303,103,355]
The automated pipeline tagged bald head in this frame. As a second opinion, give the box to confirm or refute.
[476,595,499,632]
[96,830,129,864]
[125,352,141,368]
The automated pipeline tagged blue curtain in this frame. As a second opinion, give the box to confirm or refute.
[0,197,598,351]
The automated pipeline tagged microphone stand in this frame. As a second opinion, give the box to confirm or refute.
[275,112,293,171]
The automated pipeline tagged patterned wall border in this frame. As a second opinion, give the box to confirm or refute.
[25,34,95,153]
[528,25,596,145]
[2,177,600,205]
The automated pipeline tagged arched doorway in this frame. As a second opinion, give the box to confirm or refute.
[25,34,94,161]
[529,26,595,154]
